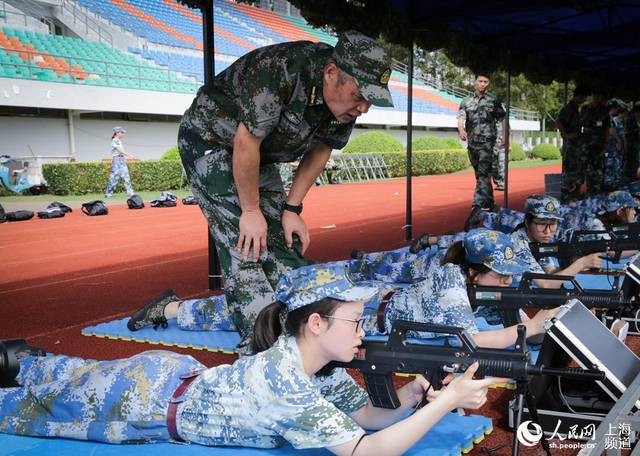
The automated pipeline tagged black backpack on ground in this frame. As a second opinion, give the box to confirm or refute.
[0,203,5,223]
[6,210,34,221]
[81,200,108,216]
[182,195,200,205]
[47,201,72,213]
[38,207,65,219]
[127,194,145,209]
[151,191,177,208]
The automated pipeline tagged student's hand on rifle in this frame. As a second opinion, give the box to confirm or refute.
[408,374,438,404]
[432,362,506,410]
[527,308,560,335]
[580,252,604,270]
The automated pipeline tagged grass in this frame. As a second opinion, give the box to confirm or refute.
[0,189,193,203]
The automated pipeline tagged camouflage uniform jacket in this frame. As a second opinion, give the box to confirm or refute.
[177,335,368,449]
[458,93,506,146]
[581,104,610,148]
[180,41,355,167]
[557,100,582,145]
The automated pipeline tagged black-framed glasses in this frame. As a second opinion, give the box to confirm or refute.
[321,315,366,333]
[532,220,558,232]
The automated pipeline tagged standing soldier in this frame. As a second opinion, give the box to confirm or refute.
[458,73,506,228]
[580,90,610,196]
[557,86,588,203]
[603,100,627,191]
[104,126,136,198]
[173,31,393,352]
[491,121,505,191]
[624,104,640,184]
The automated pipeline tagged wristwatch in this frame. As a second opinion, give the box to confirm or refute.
[283,202,303,215]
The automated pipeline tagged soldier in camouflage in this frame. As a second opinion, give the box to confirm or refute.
[175,30,394,351]
[603,100,627,191]
[557,86,589,203]
[1,267,498,453]
[580,90,610,196]
[458,74,506,222]
[491,121,506,190]
[104,126,136,198]
[624,105,640,184]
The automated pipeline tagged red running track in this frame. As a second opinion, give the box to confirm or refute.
[2,164,586,455]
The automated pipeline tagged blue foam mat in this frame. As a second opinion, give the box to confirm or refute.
[0,412,492,456]
[82,319,241,353]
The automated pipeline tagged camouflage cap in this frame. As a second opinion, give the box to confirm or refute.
[598,190,639,214]
[333,30,393,108]
[524,194,562,220]
[275,263,381,312]
[627,180,640,196]
[113,126,126,133]
[464,228,527,276]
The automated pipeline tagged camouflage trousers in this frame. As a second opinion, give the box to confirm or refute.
[491,145,505,187]
[105,155,134,197]
[468,142,495,209]
[624,143,640,183]
[0,351,203,443]
[603,140,624,190]
[561,140,583,202]
[178,129,309,347]
[582,142,605,195]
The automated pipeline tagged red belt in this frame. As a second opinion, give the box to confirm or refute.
[167,372,200,442]
[377,291,395,333]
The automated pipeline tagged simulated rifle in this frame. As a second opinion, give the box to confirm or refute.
[530,229,639,266]
[468,272,634,326]
[331,320,604,456]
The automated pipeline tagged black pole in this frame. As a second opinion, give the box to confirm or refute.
[203,0,223,290]
[503,68,511,209]
[405,41,413,241]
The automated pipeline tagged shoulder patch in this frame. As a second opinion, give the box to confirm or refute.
[379,68,391,85]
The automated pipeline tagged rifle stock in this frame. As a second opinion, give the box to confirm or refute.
[330,320,604,409]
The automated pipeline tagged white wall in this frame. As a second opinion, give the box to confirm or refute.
[0,116,179,160]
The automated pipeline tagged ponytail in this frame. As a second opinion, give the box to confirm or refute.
[251,298,343,355]
[252,301,286,354]
[441,240,490,279]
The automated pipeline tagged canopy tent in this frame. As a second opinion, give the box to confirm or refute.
[179,0,640,288]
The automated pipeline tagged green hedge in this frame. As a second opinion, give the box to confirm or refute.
[509,143,526,161]
[160,146,180,161]
[43,160,184,195]
[531,143,561,160]
[412,135,463,150]
[342,131,404,153]
[380,149,470,177]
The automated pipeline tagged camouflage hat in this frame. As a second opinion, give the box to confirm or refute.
[275,263,381,312]
[333,30,393,108]
[524,194,562,220]
[598,190,639,214]
[113,126,126,134]
[627,181,640,196]
[463,228,526,276]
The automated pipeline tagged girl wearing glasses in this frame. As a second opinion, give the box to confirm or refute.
[0,267,500,454]
[508,194,604,289]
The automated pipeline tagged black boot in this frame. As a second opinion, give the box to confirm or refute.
[1,339,46,387]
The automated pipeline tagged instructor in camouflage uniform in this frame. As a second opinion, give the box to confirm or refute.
[177,30,393,350]
[557,85,588,203]
[580,90,610,196]
[458,74,506,225]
